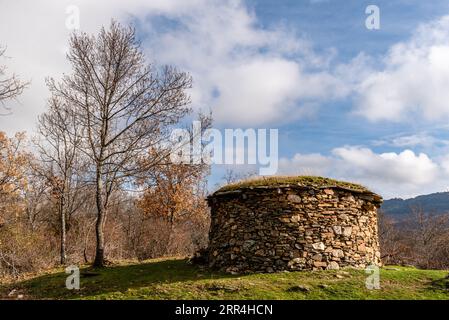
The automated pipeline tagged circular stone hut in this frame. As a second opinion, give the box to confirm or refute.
[206,176,382,273]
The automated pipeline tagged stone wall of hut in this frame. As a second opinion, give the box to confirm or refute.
[206,186,382,273]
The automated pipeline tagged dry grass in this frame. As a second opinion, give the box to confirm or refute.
[215,176,370,193]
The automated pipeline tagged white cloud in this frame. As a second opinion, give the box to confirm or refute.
[279,146,448,199]
[355,15,449,122]
[279,153,333,176]
[390,134,436,147]
[140,1,345,126]
[372,132,448,148]
[440,155,449,175]
[3,2,449,132]
[333,147,438,185]
[0,0,346,134]
[0,0,219,132]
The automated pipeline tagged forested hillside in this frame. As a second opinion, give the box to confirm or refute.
[382,192,449,217]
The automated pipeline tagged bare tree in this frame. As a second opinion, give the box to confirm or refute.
[378,210,408,265]
[406,207,449,269]
[379,206,449,269]
[23,171,48,231]
[35,95,86,265]
[0,46,28,112]
[47,21,192,267]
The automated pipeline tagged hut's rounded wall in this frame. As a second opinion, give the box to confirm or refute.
[207,187,381,273]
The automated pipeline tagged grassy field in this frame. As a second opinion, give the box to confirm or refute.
[1,258,449,300]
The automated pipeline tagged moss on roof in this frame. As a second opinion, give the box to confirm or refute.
[215,176,371,194]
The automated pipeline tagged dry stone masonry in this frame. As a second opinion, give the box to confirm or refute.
[206,177,382,273]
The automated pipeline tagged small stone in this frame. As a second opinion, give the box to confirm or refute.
[313,261,327,268]
[332,249,344,258]
[327,261,340,270]
[332,226,342,235]
[311,253,322,261]
[312,242,325,250]
[288,257,304,267]
[291,215,300,223]
[342,227,352,237]
[242,240,256,250]
[287,194,302,203]
[318,203,333,207]
[225,267,240,274]
[346,195,356,202]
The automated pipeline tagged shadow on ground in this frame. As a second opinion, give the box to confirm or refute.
[428,275,449,292]
[0,258,235,299]
[2,262,449,300]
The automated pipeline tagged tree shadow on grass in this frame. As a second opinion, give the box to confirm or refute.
[428,275,449,294]
[0,258,238,300]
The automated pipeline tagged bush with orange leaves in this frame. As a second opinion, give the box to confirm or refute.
[0,132,52,278]
[134,162,210,260]
[0,132,29,225]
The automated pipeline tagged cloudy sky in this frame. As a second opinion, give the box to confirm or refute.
[1,0,449,199]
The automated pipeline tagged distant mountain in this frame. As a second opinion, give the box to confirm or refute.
[381,192,449,216]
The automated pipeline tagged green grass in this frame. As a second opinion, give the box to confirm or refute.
[215,176,370,193]
[1,258,448,300]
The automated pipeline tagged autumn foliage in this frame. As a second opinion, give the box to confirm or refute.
[0,130,210,278]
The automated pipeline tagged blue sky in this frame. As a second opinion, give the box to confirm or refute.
[238,0,449,156]
[1,0,449,199]
[250,0,449,57]
[189,0,449,198]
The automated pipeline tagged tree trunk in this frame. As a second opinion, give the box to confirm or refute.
[165,211,175,255]
[60,194,67,265]
[93,169,106,267]
[93,213,105,267]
